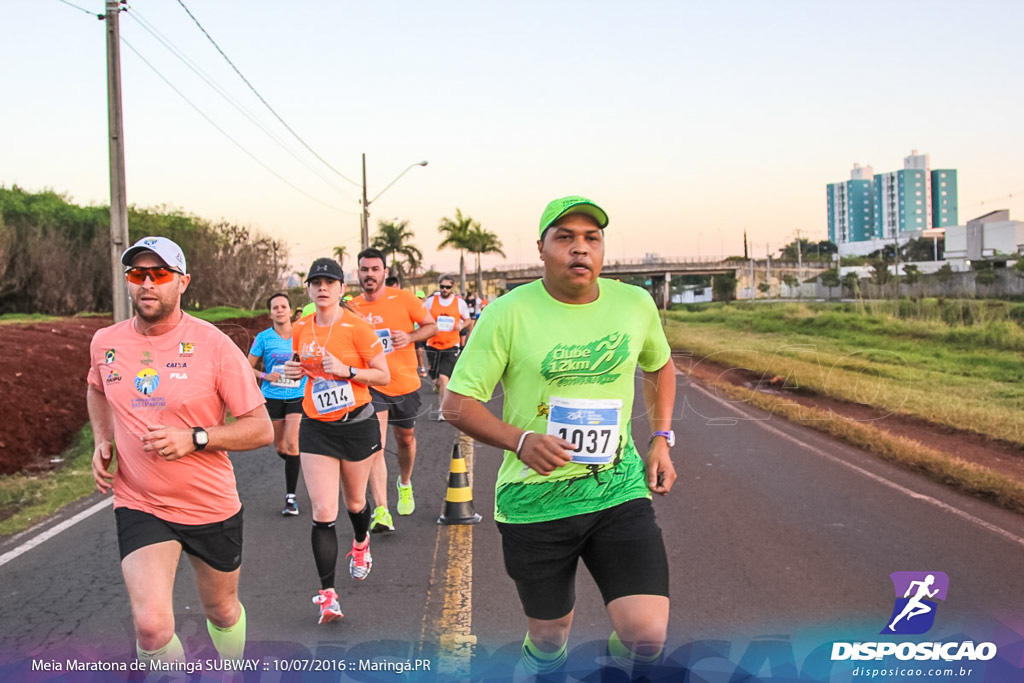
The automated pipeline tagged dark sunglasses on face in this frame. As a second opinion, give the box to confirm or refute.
[439,285,452,290]
[125,267,181,285]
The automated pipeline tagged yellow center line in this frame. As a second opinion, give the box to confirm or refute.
[418,433,479,677]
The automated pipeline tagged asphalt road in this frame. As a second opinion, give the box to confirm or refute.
[1,368,1022,681]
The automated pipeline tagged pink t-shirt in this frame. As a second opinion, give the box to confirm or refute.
[87,314,265,524]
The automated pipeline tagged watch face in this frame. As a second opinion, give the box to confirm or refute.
[195,429,209,446]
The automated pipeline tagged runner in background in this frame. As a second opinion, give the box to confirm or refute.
[248,292,306,516]
[424,275,470,410]
[349,248,437,532]
[283,258,390,625]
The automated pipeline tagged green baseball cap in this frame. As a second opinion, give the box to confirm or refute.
[538,195,609,236]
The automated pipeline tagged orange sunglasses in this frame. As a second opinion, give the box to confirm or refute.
[125,267,182,285]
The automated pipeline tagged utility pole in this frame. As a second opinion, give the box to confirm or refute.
[360,153,369,250]
[106,0,131,322]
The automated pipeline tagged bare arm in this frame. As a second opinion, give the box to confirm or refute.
[140,405,274,462]
[441,390,573,476]
[393,311,437,348]
[641,360,677,495]
[87,384,116,494]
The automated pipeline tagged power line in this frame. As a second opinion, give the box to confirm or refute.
[119,36,351,213]
[55,0,102,19]
[123,8,359,203]
[174,0,361,189]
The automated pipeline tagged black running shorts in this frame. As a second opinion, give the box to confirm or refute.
[264,396,303,421]
[425,346,460,380]
[369,388,423,429]
[115,506,244,572]
[299,406,381,462]
[496,497,669,620]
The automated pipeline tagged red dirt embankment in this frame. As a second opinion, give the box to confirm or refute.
[0,315,268,476]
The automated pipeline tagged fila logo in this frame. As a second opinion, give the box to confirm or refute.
[170,372,188,380]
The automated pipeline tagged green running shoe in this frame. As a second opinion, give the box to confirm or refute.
[397,479,415,516]
[370,505,394,533]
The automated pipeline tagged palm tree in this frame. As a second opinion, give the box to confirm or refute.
[437,208,478,292]
[370,219,422,287]
[464,225,505,295]
[332,245,348,267]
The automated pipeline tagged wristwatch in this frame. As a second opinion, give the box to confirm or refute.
[650,430,675,448]
[349,366,358,379]
[192,427,210,451]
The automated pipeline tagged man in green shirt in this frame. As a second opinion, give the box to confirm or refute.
[442,195,677,678]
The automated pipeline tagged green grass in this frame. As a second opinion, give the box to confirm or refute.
[667,301,1024,444]
[0,425,100,537]
[0,313,62,325]
[192,306,266,323]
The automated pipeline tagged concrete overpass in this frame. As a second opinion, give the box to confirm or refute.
[409,258,831,307]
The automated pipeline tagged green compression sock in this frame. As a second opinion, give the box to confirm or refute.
[522,632,568,675]
[136,633,185,664]
[207,603,247,661]
[608,630,663,671]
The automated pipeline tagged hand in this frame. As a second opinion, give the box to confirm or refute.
[517,433,574,476]
[320,352,348,378]
[92,441,114,494]
[265,371,283,383]
[390,330,411,349]
[645,441,676,495]
[141,424,193,461]
[283,360,304,380]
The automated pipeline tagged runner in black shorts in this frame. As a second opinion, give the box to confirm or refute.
[249,293,306,516]
[442,196,678,678]
[284,258,390,625]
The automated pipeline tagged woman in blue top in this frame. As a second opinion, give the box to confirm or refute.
[248,292,307,515]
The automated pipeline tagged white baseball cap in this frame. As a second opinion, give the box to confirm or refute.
[121,236,187,274]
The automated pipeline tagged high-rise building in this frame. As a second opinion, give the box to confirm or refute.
[826,151,958,255]
[827,163,874,244]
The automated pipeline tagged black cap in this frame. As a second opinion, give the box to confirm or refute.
[306,258,344,282]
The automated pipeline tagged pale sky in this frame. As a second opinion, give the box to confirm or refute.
[3,0,1022,274]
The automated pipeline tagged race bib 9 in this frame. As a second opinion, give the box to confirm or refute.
[376,328,394,354]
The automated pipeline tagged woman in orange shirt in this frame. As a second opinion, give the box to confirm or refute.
[284,258,390,625]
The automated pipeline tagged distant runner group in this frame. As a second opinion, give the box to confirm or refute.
[87,195,677,679]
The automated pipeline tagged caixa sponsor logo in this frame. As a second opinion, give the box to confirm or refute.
[831,641,997,662]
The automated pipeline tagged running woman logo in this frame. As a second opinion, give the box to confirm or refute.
[134,368,160,396]
[882,571,949,635]
[541,332,630,387]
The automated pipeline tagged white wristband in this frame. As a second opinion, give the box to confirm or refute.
[515,430,534,457]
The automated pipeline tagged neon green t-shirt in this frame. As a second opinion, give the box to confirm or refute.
[447,278,671,524]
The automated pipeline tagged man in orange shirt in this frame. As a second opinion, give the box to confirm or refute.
[88,236,273,665]
[425,274,470,404]
[349,248,437,531]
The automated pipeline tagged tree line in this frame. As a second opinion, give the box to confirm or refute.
[0,186,288,315]
[0,186,508,316]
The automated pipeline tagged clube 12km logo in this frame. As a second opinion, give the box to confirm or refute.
[831,572,998,663]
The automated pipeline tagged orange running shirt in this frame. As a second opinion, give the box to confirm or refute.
[426,293,470,350]
[86,314,266,525]
[348,287,431,396]
[292,308,383,421]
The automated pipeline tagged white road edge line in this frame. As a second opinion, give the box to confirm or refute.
[0,496,112,568]
[689,381,1024,550]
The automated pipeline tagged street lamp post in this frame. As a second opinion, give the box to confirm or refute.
[360,153,429,250]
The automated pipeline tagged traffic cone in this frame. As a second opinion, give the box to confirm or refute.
[437,440,482,525]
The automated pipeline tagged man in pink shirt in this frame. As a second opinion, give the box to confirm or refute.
[87,236,272,666]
